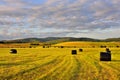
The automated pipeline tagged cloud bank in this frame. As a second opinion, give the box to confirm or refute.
[0,0,120,40]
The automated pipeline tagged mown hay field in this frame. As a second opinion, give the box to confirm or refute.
[0,42,120,80]
[53,41,120,48]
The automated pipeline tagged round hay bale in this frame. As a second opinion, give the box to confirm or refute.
[72,50,77,55]
[10,49,17,54]
[79,49,83,52]
[100,52,111,61]
[106,48,111,53]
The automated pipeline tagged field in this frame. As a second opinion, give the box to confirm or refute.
[0,42,120,80]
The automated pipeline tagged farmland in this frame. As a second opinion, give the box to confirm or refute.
[0,42,120,80]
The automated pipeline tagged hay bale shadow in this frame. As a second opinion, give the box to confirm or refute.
[111,60,120,62]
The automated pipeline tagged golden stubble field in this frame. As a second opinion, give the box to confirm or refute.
[0,42,120,80]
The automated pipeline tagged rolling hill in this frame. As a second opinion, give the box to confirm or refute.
[0,37,120,44]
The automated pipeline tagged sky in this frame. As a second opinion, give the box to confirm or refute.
[0,0,120,40]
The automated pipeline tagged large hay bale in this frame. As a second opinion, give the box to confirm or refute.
[106,48,111,53]
[72,50,77,55]
[79,49,83,52]
[10,49,17,54]
[100,52,111,61]
[61,46,64,48]
[116,46,119,48]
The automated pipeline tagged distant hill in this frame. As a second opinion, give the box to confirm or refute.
[0,37,120,44]
[104,38,120,42]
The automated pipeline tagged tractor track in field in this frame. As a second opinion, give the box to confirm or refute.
[0,55,52,79]
[87,53,120,80]
[38,55,69,80]
[38,55,82,80]
[86,54,103,73]
[70,55,81,80]
[88,53,120,72]
[74,54,101,80]
[57,56,74,80]
[0,55,51,66]
[2,55,65,80]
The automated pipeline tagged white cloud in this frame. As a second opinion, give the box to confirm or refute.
[0,0,120,40]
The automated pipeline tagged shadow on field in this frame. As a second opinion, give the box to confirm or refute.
[112,60,120,62]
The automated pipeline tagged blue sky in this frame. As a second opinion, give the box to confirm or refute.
[22,0,47,5]
[0,0,120,40]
